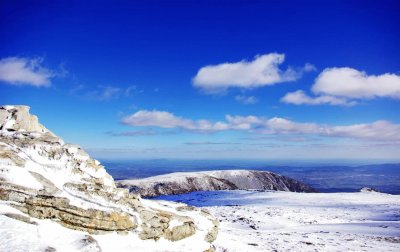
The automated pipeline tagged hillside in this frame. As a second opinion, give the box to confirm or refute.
[117,170,316,197]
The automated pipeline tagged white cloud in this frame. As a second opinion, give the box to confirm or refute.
[122,110,400,142]
[192,53,308,93]
[0,57,55,87]
[122,110,229,132]
[184,141,241,145]
[92,86,122,100]
[282,67,400,106]
[312,67,400,99]
[71,85,139,101]
[122,110,192,128]
[261,118,400,142]
[235,95,258,104]
[262,117,321,134]
[106,130,157,136]
[281,90,355,106]
[105,129,176,137]
[124,85,143,96]
[225,115,262,130]
[329,121,400,141]
[303,63,317,72]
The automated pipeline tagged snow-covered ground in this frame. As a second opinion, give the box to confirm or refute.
[157,190,400,251]
[2,190,399,252]
[0,199,214,252]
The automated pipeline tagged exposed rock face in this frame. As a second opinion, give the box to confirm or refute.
[74,235,102,252]
[117,170,317,198]
[0,105,217,250]
[0,105,52,134]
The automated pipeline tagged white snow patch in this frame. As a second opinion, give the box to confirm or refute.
[158,190,400,252]
[0,165,43,190]
[0,200,213,252]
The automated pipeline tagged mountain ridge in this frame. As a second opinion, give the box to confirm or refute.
[117,169,317,198]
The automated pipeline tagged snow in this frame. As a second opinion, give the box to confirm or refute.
[2,105,15,110]
[0,164,44,190]
[168,219,183,229]
[119,170,255,184]
[2,118,15,130]
[117,169,279,194]
[3,188,398,252]
[0,211,87,252]
[0,137,115,207]
[94,231,209,252]
[117,169,294,193]
[0,200,212,252]
[158,190,400,251]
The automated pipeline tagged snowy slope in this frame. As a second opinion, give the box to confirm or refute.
[0,199,216,252]
[119,169,400,251]
[117,170,316,197]
[158,190,400,251]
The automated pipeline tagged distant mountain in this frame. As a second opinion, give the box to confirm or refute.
[263,164,400,194]
[117,170,317,197]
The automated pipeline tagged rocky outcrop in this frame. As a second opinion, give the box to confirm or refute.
[117,170,317,198]
[0,105,217,251]
[1,189,137,232]
[0,105,52,134]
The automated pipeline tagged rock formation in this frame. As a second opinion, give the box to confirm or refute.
[0,105,217,251]
[117,170,317,198]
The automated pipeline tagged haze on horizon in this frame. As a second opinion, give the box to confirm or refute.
[1,0,399,160]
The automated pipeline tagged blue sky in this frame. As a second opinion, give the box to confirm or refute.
[1,0,400,160]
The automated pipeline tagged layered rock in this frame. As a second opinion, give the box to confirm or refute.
[0,105,217,251]
[117,169,317,198]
